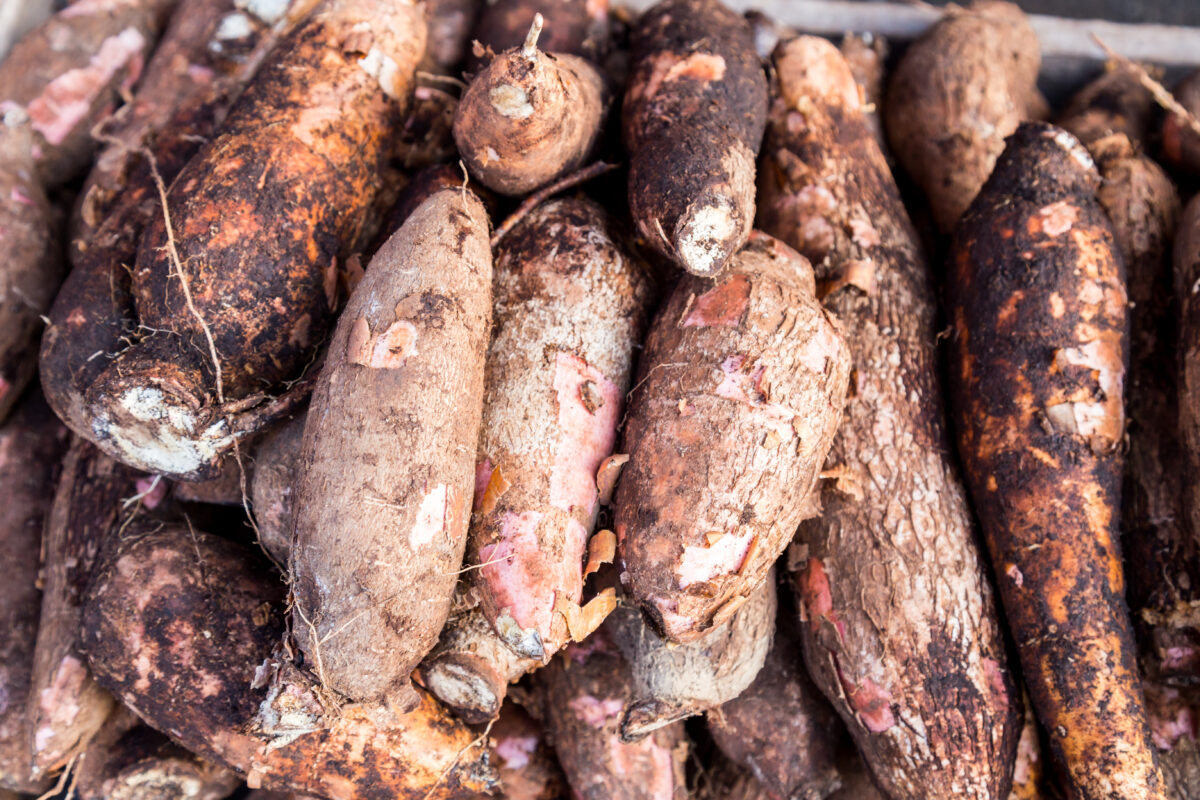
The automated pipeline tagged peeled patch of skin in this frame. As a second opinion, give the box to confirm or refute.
[81,527,496,800]
[539,638,687,800]
[290,188,492,708]
[622,0,767,276]
[0,395,68,793]
[422,198,653,722]
[758,37,1021,800]
[609,573,776,741]
[948,121,1166,800]
[0,113,63,425]
[885,0,1043,233]
[614,232,850,642]
[81,0,427,478]
[0,0,171,187]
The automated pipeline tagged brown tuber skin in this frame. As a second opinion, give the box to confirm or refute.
[248,411,305,565]
[424,0,479,73]
[0,0,174,187]
[422,197,653,722]
[290,188,492,710]
[469,0,609,68]
[706,597,844,800]
[0,111,62,424]
[614,230,849,643]
[538,636,688,800]
[27,439,144,779]
[609,573,776,742]
[454,15,606,196]
[81,0,427,480]
[82,525,497,799]
[622,0,768,277]
[885,1,1044,233]
[948,121,1166,800]
[839,33,889,156]
[1163,70,1200,176]
[758,37,1021,799]
[1060,73,1191,683]
[0,393,68,793]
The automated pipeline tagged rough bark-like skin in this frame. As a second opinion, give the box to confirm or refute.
[614,231,848,642]
[0,393,68,792]
[885,1,1042,233]
[538,637,688,800]
[82,0,427,480]
[839,33,888,156]
[291,188,492,708]
[0,112,62,424]
[948,121,1166,800]
[469,0,608,68]
[396,84,458,169]
[249,411,305,565]
[610,575,775,741]
[39,0,288,446]
[707,600,843,800]
[0,0,173,187]
[424,0,477,72]
[1062,83,1191,682]
[27,439,143,779]
[488,701,565,800]
[1163,71,1200,177]
[622,0,767,277]
[74,720,240,800]
[82,526,496,799]
[1059,64,1158,149]
[758,37,1021,800]
[455,43,605,196]
[422,198,653,721]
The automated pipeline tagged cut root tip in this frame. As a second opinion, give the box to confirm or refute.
[523,12,544,58]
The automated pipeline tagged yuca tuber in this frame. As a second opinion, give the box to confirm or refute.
[885,1,1043,233]
[622,0,767,277]
[0,0,174,187]
[248,411,305,564]
[488,701,566,800]
[948,121,1165,800]
[609,572,776,741]
[454,15,606,196]
[422,197,652,721]
[171,456,249,506]
[758,37,1021,798]
[1060,76,1191,682]
[839,33,889,156]
[82,0,427,480]
[423,0,478,73]
[82,525,497,799]
[0,393,68,792]
[469,0,609,67]
[290,188,492,709]
[614,231,849,641]
[538,636,688,800]
[369,163,471,258]
[706,591,843,800]
[73,709,240,800]
[0,110,62,424]
[1163,70,1200,176]
[27,439,145,778]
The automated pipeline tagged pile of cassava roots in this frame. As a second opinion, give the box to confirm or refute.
[6,0,1200,798]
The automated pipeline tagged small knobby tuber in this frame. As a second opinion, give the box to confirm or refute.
[454,14,606,196]
[758,36,1021,799]
[622,0,767,277]
[290,188,492,710]
[948,121,1166,800]
[82,525,497,799]
[81,0,427,480]
[422,197,653,722]
[885,0,1044,233]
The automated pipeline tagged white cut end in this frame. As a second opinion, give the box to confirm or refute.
[359,47,401,99]
[236,0,288,24]
[677,205,738,276]
[425,662,499,715]
[91,387,233,477]
[489,84,534,119]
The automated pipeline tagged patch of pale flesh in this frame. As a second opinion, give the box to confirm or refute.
[677,205,737,276]
[236,0,288,24]
[213,12,253,42]
[489,84,534,119]
[358,47,402,99]
[92,386,233,477]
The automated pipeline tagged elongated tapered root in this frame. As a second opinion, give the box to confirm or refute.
[759,36,1021,800]
[82,526,497,799]
[885,1,1043,233]
[82,0,427,479]
[614,232,849,642]
[454,16,606,196]
[0,110,62,424]
[609,574,775,741]
[1163,70,1200,175]
[622,0,767,277]
[948,121,1167,800]
[290,188,492,709]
